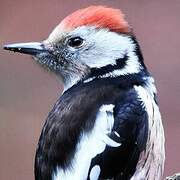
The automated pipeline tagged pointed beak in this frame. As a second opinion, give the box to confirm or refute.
[3,42,48,56]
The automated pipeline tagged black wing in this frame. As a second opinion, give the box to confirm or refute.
[88,88,148,180]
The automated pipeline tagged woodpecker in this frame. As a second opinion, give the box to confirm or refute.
[4,6,165,180]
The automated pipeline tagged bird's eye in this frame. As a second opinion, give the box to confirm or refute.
[67,37,84,48]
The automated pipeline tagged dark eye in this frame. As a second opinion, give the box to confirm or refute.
[67,37,84,48]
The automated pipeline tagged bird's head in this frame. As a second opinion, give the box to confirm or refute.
[4,6,146,89]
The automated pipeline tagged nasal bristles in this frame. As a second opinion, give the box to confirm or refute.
[60,6,130,33]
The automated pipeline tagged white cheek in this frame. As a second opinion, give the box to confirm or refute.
[79,28,140,73]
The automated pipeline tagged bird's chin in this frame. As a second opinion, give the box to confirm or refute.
[33,53,62,72]
[32,54,85,89]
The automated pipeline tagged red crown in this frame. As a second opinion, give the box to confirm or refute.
[60,6,130,33]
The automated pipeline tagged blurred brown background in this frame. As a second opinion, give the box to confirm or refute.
[0,0,180,179]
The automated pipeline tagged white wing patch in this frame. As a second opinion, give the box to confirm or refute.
[53,104,120,180]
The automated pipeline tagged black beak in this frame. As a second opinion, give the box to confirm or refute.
[3,42,48,56]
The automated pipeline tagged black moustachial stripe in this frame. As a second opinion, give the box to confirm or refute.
[90,55,128,78]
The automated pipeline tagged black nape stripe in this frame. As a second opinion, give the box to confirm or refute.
[90,55,128,77]
[130,36,147,70]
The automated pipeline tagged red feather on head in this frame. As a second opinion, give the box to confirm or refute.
[60,6,130,33]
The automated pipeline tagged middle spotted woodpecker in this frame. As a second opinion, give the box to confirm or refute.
[4,6,165,180]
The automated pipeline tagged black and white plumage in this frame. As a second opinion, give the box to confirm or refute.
[4,6,165,180]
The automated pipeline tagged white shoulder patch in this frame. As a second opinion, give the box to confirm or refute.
[52,104,120,180]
